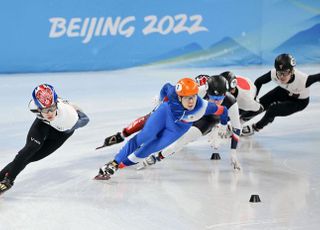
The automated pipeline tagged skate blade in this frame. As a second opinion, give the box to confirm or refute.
[95,145,106,150]
[136,164,146,170]
[0,188,10,196]
[240,133,254,137]
[93,174,110,180]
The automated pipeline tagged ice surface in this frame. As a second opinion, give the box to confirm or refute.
[0,65,320,230]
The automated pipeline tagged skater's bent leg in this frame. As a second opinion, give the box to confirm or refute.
[255,99,309,130]
[0,119,50,181]
[29,131,73,162]
[161,126,202,158]
[0,143,43,181]
[259,87,289,111]
[123,124,190,165]
[122,113,150,137]
[114,104,168,164]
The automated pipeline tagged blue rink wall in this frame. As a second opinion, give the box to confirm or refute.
[1,0,320,73]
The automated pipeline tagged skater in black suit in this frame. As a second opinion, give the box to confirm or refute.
[0,84,89,195]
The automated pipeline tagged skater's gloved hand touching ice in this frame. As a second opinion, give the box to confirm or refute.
[217,123,231,139]
[208,126,221,149]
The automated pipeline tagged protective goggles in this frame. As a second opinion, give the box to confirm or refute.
[181,95,197,101]
[276,69,291,78]
[208,95,225,101]
[40,103,57,113]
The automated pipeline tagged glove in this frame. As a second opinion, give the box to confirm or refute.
[208,125,221,149]
[217,124,230,139]
[230,149,241,171]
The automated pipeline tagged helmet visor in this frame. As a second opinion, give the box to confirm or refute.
[40,103,57,114]
[276,69,291,79]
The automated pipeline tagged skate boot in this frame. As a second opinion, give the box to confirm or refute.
[94,160,119,180]
[241,124,259,136]
[0,174,13,195]
[145,155,158,165]
[137,152,164,170]
[104,132,124,146]
[96,132,124,149]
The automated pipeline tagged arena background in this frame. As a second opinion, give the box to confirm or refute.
[1,0,319,73]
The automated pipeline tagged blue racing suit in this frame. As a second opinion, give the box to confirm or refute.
[115,83,228,166]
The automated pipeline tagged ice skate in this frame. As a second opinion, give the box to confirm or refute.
[0,175,13,196]
[137,153,164,170]
[241,124,257,136]
[96,132,124,149]
[94,160,119,180]
[137,155,157,170]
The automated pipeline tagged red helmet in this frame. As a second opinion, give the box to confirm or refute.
[175,78,199,96]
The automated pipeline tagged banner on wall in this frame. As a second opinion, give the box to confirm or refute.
[0,0,320,73]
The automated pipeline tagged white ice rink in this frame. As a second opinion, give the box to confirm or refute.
[0,65,320,230]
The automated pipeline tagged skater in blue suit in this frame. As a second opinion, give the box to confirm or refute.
[95,78,228,180]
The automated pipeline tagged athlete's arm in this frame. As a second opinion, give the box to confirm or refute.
[254,71,272,97]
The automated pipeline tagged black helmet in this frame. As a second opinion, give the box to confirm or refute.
[220,71,237,90]
[274,53,296,71]
[207,75,229,96]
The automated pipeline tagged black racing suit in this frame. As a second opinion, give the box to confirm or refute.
[193,92,240,149]
[253,72,320,130]
[0,110,89,182]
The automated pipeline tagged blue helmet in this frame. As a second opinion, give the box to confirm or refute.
[32,84,58,109]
